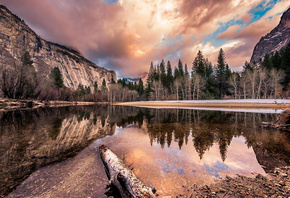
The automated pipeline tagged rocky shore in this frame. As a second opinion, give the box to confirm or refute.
[177,167,289,197]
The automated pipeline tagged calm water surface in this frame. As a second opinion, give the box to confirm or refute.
[0,105,289,197]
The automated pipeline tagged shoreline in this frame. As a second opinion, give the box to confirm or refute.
[0,99,108,111]
[114,99,290,109]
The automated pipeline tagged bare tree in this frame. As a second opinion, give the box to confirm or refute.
[192,74,205,100]
[229,73,239,99]
[257,68,267,99]
[174,78,182,100]
[270,69,285,99]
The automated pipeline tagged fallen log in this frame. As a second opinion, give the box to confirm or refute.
[99,145,156,198]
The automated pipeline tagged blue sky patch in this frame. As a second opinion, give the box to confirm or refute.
[203,0,281,48]
[158,35,183,49]
[104,0,118,3]
[203,19,244,47]
[248,0,281,23]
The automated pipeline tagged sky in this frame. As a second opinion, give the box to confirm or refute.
[1,0,289,78]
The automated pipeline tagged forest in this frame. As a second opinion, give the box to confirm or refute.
[110,42,290,101]
[0,43,289,102]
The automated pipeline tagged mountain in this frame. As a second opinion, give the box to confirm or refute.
[123,77,140,83]
[0,5,116,90]
[250,7,290,63]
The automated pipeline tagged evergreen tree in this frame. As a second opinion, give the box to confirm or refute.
[178,59,184,76]
[102,79,106,89]
[281,43,290,90]
[147,62,154,85]
[21,51,33,66]
[94,81,98,93]
[50,67,64,89]
[184,63,189,75]
[160,59,166,86]
[192,50,206,76]
[174,67,181,79]
[243,61,254,71]
[205,59,214,94]
[271,51,282,70]
[166,61,174,93]
[261,53,273,70]
[216,48,229,98]
[137,78,144,96]
[77,84,86,96]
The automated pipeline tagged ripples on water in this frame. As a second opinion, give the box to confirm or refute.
[0,105,289,197]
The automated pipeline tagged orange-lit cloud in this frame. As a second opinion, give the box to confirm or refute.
[1,0,289,77]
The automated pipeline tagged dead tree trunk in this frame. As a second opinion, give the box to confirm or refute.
[99,145,156,198]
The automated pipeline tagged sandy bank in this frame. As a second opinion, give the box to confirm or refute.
[114,99,290,109]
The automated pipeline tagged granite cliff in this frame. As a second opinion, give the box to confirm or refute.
[250,7,290,63]
[0,5,116,90]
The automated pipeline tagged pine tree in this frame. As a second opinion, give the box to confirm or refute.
[174,67,180,79]
[205,59,214,94]
[178,59,184,76]
[271,51,282,70]
[147,62,154,85]
[184,63,189,75]
[102,79,106,90]
[261,53,273,70]
[137,78,144,96]
[160,59,166,86]
[166,61,174,93]
[50,67,64,89]
[216,48,229,98]
[94,81,98,93]
[192,50,205,77]
[21,51,33,66]
[281,43,290,90]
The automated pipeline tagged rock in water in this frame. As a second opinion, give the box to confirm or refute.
[250,7,290,63]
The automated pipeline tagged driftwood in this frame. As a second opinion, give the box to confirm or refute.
[99,145,156,198]
[262,109,290,132]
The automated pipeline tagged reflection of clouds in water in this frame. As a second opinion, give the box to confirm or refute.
[157,159,185,175]
[204,160,229,177]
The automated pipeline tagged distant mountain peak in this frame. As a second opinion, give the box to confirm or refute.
[250,7,290,63]
[277,7,290,30]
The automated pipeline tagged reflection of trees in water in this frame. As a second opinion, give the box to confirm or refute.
[115,108,287,164]
[0,105,289,197]
[109,107,287,165]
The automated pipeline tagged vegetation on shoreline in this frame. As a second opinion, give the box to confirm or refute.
[1,43,289,103]
[142,44,290,101]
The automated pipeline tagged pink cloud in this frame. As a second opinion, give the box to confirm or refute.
[0,0,286,77]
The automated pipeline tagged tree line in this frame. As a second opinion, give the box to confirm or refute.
[143,43,290,100]
[1,43,289,102]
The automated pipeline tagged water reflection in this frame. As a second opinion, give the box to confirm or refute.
[111,107,289,170]
[1,106,290,197]
[0,106,114,197]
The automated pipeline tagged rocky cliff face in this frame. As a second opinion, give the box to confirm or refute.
[0,5,116,89]
[250,7,290,63]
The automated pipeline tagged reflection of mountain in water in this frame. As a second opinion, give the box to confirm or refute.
[1,105,290,197]
[0,106,115,197]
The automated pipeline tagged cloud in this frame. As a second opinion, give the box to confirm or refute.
[1,0,288,77]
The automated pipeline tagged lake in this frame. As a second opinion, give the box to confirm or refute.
[1,105,289,197]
